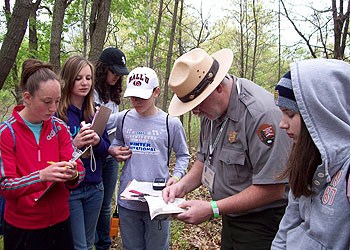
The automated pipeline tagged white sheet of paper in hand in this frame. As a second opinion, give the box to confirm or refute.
[120,179,162,201]
[144,196,186,220]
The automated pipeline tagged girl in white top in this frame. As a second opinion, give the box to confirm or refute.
[93,47,129,250]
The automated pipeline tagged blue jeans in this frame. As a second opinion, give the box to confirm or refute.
[118,205,170,250]
[95,157,119,250]
[69,182,104,250]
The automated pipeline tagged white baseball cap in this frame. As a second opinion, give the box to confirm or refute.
[124,67,159,99]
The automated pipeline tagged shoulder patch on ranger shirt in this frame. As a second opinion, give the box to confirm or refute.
[256,124,275,146]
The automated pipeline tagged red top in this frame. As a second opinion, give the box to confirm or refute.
[0,105,85,229]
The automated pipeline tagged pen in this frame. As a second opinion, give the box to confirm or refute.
[129,190,143,195]
[129,190,157,197]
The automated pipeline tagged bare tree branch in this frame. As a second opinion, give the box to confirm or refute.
[280,0,317,58]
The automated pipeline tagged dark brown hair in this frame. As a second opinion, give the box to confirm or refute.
[20,58,58,95]
[94,61,123,104]
[280,119,321,197]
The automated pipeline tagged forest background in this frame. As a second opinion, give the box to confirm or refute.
[0,0,349,249]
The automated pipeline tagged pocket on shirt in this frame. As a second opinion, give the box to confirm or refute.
[219,147,251,185]
[286,226,327,249]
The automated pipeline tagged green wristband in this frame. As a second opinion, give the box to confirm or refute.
[210,200,220,218]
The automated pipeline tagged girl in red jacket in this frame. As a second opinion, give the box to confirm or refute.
[0,59,85,250]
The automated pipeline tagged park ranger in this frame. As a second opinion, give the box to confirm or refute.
[162,48,292,250]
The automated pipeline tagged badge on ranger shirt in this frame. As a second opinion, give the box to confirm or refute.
[202,161,215,192]
[228,130,237,143]
[256,124,275,146]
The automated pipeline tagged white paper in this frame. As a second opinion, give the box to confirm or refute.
[120,179,162,201]
[120,179,187,220]
[144,196,186,220]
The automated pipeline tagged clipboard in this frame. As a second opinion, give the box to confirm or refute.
[34,146,91,202]
[91,106,111,136]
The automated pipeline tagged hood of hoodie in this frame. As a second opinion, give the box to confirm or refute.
[290,58,350,189]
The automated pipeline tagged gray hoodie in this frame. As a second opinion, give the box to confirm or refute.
[272,59,350,250]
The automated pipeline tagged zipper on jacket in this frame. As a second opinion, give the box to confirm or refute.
[38,147,41,162]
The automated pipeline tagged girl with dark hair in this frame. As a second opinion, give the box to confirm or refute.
[93,47,129,250]
[272,59,350,249]
[0,58,85,250]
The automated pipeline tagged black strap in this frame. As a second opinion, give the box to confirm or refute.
[121,110,170,167]
[166,114,170,167]
[121,110,131,145]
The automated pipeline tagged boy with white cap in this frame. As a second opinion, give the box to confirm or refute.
[108,67,190,250]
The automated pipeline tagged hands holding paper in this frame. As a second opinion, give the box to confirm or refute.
[171,200,213,225]
[162,179,212,225]
[39,161,78,182]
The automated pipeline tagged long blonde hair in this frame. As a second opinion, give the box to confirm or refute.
[58,55,95,123]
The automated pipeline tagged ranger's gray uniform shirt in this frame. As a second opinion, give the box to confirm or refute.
[197,77,292,217]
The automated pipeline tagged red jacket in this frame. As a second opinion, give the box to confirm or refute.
[0,105,85,229]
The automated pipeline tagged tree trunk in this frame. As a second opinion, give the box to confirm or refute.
[29,3,39,58]
[4,0,11,22]
[162,0,179,110]
[178,0,184,124]
[187,112,192,147]
[177,0,184,56]
[0,0,38,90]
[250,0,258,81]
[244,0,249,79]
[332,0,350,59]
[278,0,281,80]
[88,0,112,62]
[340,1,350,58]
[239,0,244,78]
[50,0,70,73]
[82,0,88,58]
[149,0,164,69]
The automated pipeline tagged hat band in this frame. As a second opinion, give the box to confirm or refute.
[179,59,219,103]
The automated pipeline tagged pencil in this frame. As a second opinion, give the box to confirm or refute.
[47,161,74,169]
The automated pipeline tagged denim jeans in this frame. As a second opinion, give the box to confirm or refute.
[118,205,170,250]
[95,157,119,250]
[69,182,104,250]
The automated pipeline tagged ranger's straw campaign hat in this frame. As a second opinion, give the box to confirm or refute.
[168,48,233,116]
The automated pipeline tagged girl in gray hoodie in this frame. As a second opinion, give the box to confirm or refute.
[272,58,350,250]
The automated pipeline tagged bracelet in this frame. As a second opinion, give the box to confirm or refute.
[210,200,220,218]
[71,170,79,180]
[173,176,180,182]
